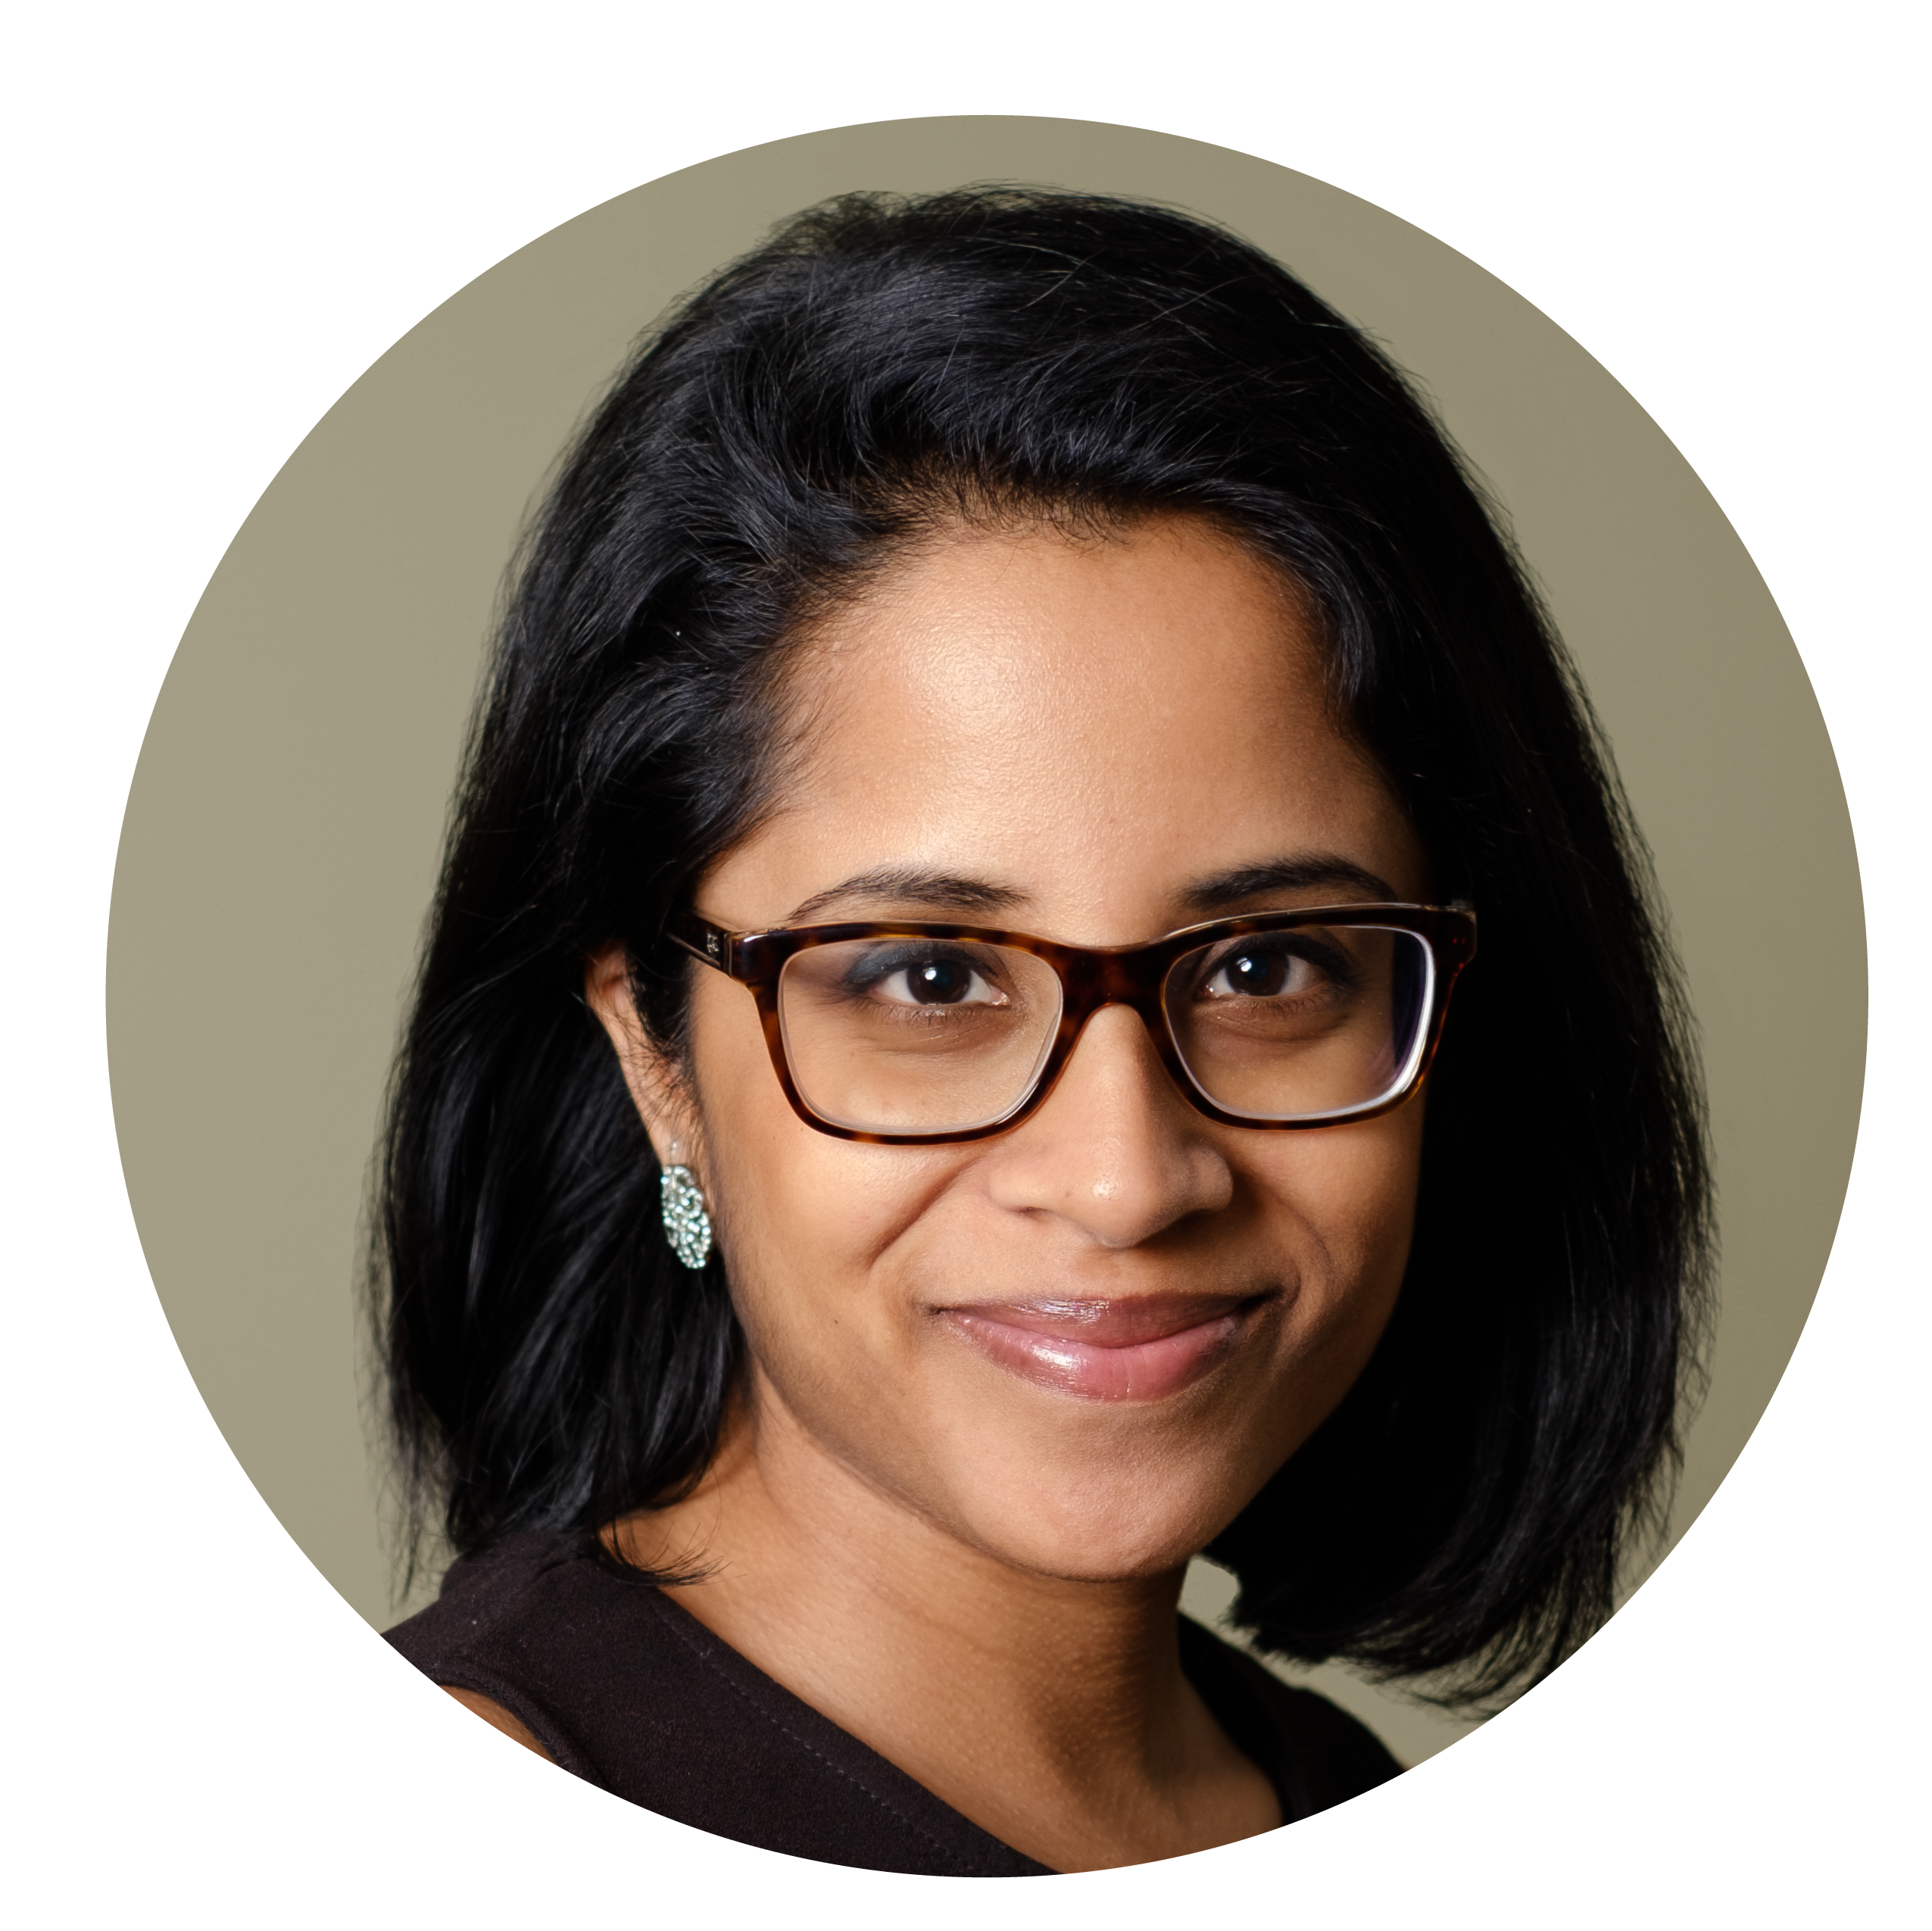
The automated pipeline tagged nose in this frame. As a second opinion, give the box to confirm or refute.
[983,1003,1234,1246]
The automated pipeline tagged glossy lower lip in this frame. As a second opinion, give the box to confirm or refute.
[937,1294,1261,1402]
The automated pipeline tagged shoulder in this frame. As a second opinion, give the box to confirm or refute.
[1178,1615,1403,1823]
[384,1529,639,1773]
[385,1530,598,1664]
[442,1684,554,1760]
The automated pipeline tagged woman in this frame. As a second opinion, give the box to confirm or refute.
[376,187,1710,1874]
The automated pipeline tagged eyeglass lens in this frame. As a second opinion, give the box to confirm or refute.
[775,925,1433,1135]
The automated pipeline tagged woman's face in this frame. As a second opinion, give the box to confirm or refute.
[604,513,1431,1582]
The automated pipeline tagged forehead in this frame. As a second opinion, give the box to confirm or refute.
[713,514,1421,931]
[807,515,1320,753]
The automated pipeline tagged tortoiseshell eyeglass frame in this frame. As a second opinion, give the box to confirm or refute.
[666,903,1478,1146]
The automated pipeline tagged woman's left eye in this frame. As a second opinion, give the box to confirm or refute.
[1202,946,1321,1000]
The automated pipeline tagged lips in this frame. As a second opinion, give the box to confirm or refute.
[938,1293,1261,1402]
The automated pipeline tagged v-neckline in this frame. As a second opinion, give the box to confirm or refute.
[638,1581,1295,1873]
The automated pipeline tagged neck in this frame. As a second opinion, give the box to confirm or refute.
[610,1368,1276,1870]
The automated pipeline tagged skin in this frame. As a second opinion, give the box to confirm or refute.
[454,512,1431,1871]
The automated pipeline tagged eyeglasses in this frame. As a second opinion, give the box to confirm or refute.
[668,903,1476,1146]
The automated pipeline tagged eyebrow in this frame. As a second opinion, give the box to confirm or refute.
[1178,856,1400,912]
[784,866,1032,924]
[781,853,1398,928]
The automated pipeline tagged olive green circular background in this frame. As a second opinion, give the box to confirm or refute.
[108,117,1863,1769]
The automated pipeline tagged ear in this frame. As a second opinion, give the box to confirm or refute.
[584,943,698,1168]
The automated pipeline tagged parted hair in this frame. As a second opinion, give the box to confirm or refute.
[373,186,1712,1706]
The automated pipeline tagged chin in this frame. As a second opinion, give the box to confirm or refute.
[950,1460,1257,1583]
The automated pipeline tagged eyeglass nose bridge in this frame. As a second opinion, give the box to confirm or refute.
[1024,940,1197,1119]
[1053,942,1175,1022]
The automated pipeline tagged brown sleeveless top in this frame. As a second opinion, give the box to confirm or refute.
[385,1530,1400,1875]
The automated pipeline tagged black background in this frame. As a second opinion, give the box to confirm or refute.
[83,113,1893,1892]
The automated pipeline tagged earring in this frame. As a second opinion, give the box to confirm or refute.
[660,1145,713,1271]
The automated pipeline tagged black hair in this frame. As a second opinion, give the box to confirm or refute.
[372,186,1712,1707]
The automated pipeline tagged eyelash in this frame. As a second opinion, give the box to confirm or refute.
[1193,936,1355,996]
[844,947,1007,1002]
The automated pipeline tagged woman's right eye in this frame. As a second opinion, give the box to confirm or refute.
[860,952,1009,1009]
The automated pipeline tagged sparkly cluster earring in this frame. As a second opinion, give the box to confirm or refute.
[659,1142,713,1271]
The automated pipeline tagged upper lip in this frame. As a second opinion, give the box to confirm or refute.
[935,1293,1261,1347]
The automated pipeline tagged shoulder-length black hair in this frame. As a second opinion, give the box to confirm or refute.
[373,186,1712,1706]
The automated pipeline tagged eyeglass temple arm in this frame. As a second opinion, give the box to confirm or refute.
[666,909,738,976]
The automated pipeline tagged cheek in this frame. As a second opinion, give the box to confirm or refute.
[688,975,951,1357]
[1247,1104,1424,1348]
